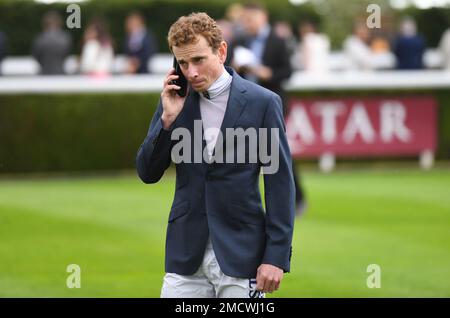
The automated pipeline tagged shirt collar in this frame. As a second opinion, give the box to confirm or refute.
[255,24,271,41]
[201,67,232,100]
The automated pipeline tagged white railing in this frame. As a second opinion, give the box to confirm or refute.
[0,49,445,76]
[0,49,449,94]
[1,70,449,94]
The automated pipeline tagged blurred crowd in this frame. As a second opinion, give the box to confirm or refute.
[0,10,158,76]
[0,4,450,77]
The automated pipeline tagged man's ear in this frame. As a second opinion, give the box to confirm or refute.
[218,41,228,64]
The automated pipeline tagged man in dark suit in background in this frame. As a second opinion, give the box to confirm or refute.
[232,2,306,216]
[32,11,72,75]
[393,17,425,70]
[124,12,158,74]
[136,12,295,298]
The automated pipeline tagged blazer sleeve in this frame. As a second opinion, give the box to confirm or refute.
[136,100,173,184]
[260,93,296,272]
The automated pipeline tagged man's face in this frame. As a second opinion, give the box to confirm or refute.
[355,25,370,43]
[172,35,227,93]
[242,9,267,36]
[125,16,142,34]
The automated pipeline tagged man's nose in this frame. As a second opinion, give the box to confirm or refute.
[186,65,199,79]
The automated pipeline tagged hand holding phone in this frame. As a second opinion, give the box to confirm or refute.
[160,58,188,130]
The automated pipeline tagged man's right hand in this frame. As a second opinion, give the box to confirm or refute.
[161,68,188,130]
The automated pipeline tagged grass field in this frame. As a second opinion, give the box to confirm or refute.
[0,168,449,297]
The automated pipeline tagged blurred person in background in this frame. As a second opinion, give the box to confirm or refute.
[438,27,450,70]
[232,2,291,97]
[274,21,298,70]
[232,2,306,216]
[393,17,425,70]
[343,22,374,71]
[297,21,330,73]
[0,31,6,76]
[217,19,235,66]
[80,17,114,77]
[219,3,247,66]
[225,3,247,41]
[124,12,158,74]
[369,30,396,70]
[371,31,391,54]
[32,11,72,75]
[217,19,234,44]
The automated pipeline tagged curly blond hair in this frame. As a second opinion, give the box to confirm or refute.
[167,12,223,52]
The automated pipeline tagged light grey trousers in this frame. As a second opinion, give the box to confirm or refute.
[160,239,265,298]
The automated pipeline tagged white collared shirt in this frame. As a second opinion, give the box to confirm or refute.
[199,68,232,158]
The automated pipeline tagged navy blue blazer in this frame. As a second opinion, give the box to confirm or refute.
[136,67,295,278]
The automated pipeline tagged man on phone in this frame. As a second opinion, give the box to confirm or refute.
[136,12,295,298]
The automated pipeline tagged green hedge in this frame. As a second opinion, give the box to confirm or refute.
[0,89,449,173]
[0,93,159,173]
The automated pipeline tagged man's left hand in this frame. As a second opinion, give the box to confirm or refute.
[256,264,284,293]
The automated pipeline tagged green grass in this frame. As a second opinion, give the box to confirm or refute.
[0,169,449,297]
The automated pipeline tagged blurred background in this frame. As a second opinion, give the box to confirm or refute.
[0,0,449,297]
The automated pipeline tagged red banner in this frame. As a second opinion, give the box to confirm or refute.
[286,96,437,158]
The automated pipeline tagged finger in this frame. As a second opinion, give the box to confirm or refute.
[262,278,272,293]
[162,85,181,97]
[164,75,179,86]
[164,84,181,92]
[256,274,265,292]
[267,279,277,293]
[163,69,177,85]
[166,74,179,81]
[165,68,176,77]
[274,279,281,291]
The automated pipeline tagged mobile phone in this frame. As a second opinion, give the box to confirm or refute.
[172,57,188,97]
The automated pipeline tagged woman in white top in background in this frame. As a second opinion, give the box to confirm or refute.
[298,21,330,73]
[343,22,374,71]
[80,18,114,77]
[439,28,450,70]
